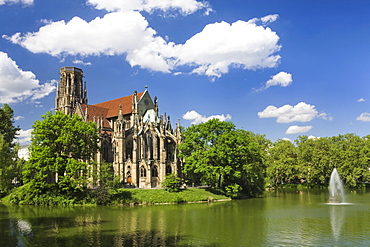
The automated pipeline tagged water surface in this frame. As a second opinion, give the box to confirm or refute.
[1,189,370,246]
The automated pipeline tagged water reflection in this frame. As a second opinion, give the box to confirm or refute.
[330,205,345,241]
[1,190,370,246]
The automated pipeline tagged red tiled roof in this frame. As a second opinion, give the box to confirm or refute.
[79,92,144,128]
[80,104,110,128]
[93,92,144,118]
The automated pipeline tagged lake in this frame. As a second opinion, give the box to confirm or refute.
[1,189,370,246]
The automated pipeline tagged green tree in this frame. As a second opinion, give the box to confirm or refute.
[0,104,21,196]
[296,136,333,184]
[330,134,369,187]
[0,104,20,146]
[179,119,267,198]
[266,139,299,186]
[162,174,183,192]
[23,111,99,197]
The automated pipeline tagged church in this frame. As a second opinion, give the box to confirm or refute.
[55,67,182,188]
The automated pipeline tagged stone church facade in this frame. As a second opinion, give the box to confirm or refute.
[55,67,182,188]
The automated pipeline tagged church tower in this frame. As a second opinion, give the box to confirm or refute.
[55,67,87,115]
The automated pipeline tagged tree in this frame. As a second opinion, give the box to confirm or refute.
[0,104,20,146]
[296,136,333,184]
[330,134,369,187]
[162,174,183,192]
[0,104,21,196]
[23,111,100,197]
[179,119,267,198]
[266,139,299,186]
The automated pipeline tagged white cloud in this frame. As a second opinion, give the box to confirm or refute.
[87,0,212,15]
[308,135,319,139]
[317,112,333,121]
[282,137,292,142]
[0,0,33,6]
[0,51,55,103]
[266,71,292,88]
[176,17,281,78]
[258,102,328,123]
[255,71,292,92]
[182,110,231,124]
[285,125,313,134]
[4,11,174,73]
[357,98,366,102]
[16,128,32,145]
[4,10,281,78]
[261,14,279,24]
[14,115,24,120]
[73,60,92,66]
[357,112,370,122]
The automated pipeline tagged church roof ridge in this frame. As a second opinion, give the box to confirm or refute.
[92,91,144,118]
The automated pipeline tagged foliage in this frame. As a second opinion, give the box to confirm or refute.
[266,139,299,186]
[99,161,116,188]
[0,104,20,146]
[0,104,21,197]
[266,134,370,188]
[179,119,268,198]
[20,111,99,201]
[162,174,183,192]
[0,136,19,196]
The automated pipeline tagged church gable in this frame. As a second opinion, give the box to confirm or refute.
[137,90,155,117]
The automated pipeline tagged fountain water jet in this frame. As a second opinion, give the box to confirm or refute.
[327,168,348,205]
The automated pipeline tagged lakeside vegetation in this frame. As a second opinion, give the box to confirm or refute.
[1,104,370,206]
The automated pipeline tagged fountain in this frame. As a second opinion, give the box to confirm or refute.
[327,168,348,205]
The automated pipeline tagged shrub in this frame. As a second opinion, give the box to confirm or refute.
[162,174,183,193]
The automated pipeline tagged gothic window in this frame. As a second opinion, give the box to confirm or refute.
[152,165,158,177]
[147,133,153,160]
[140,166,147,177]
[102,139,113,163]
[166,138,175,162]
[166,165,172,175]
[126,140,133,159]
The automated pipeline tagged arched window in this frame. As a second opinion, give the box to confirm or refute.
[152,165,158,177]
[140,166,147,177]
[166,165,172,175]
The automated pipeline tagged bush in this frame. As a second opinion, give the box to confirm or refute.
[225,183,242,198]
[162,174,183,192]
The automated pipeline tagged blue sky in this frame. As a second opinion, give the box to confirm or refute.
[1,0,370,145]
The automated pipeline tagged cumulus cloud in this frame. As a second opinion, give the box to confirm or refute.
[86,0,212,15]
[357,98,366,102]
[266,71,292,88]
[0,51,56,103]
[16,128,32,145]
[176,16,281,78]
[255,71,292,92]
[0,0,33,6]
[285,125,313,134]
[3,9,281,78]
[357,112,370,122]
[183,110,231,124]
[258,102,328,123]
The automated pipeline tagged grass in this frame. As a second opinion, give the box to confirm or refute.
[109,187,231,205]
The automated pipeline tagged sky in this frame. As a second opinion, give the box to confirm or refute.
[1,0,370,145]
